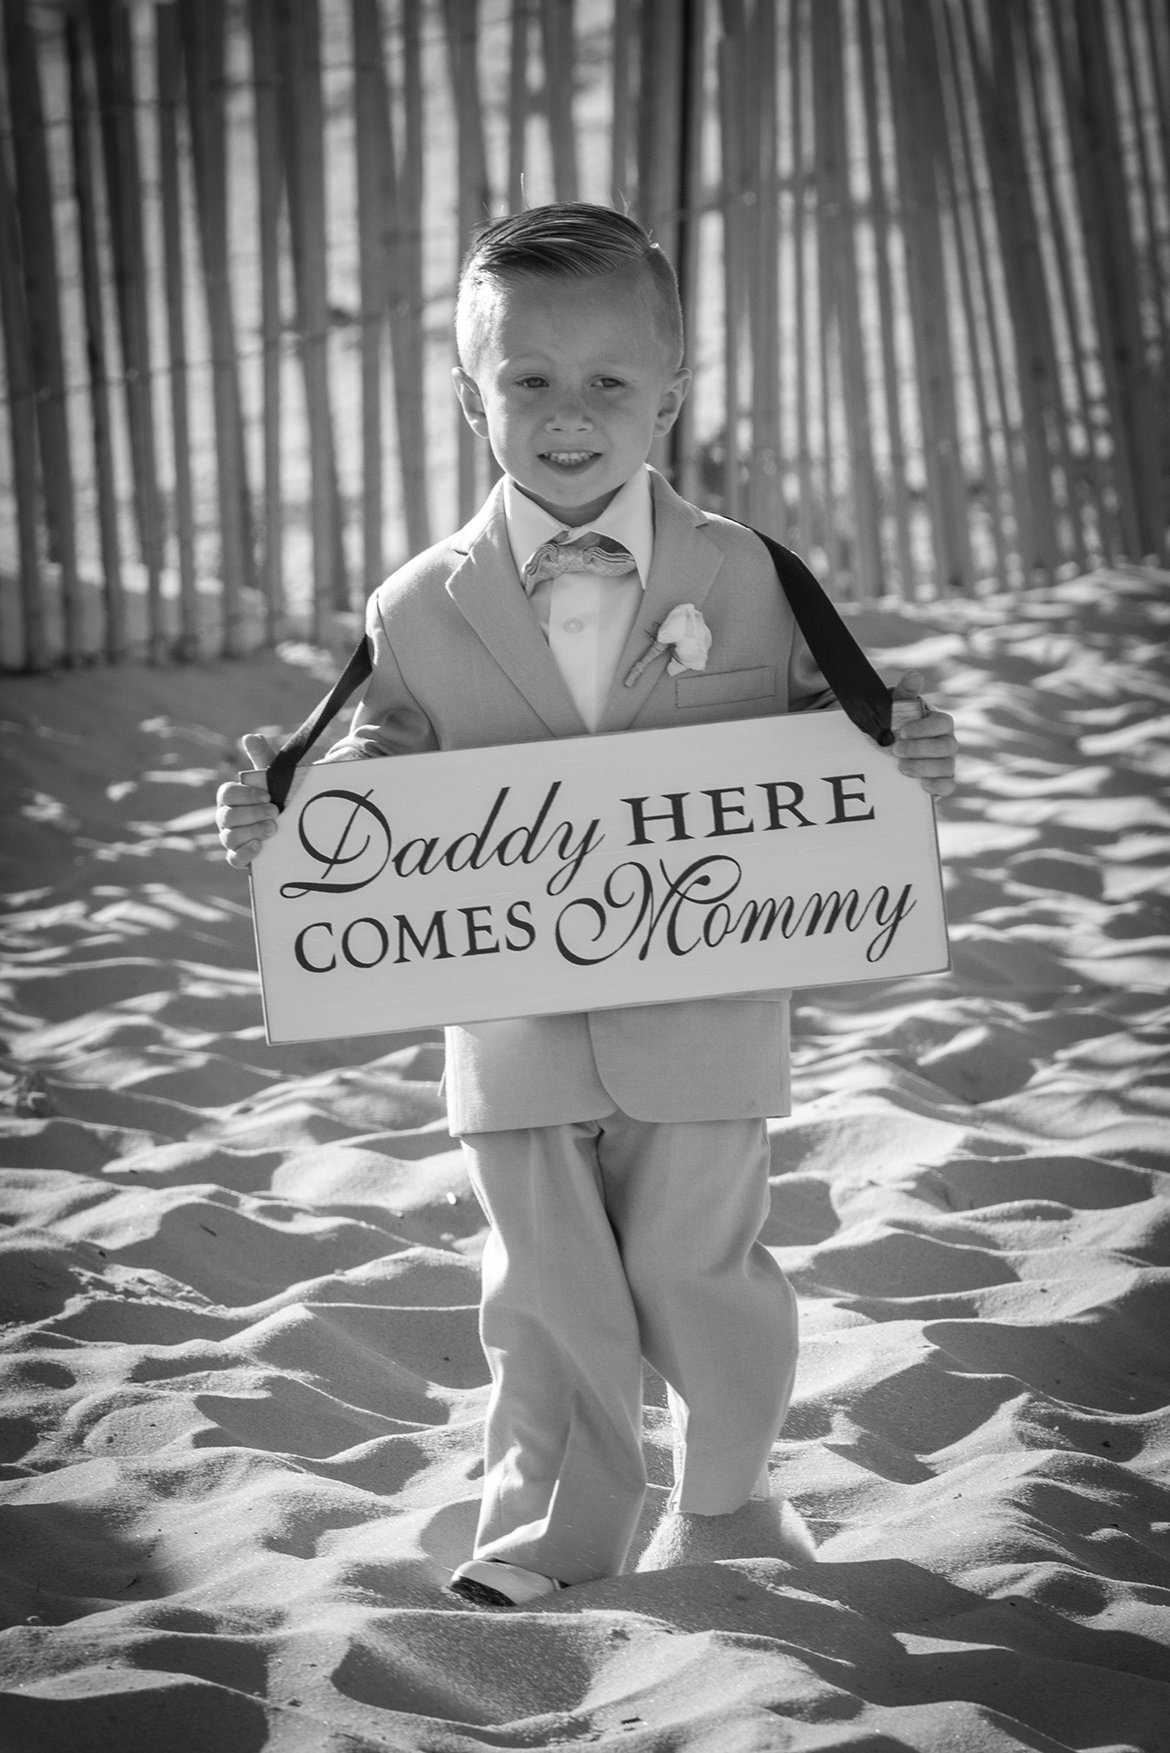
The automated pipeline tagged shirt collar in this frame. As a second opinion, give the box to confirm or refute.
[504,467,654,589]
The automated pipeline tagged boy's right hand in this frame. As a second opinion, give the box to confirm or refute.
[216,733,278,869]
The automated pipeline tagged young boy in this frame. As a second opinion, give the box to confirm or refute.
[217,204,957,1607]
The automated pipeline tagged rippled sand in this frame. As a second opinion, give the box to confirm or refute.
[2,569,1167,1752]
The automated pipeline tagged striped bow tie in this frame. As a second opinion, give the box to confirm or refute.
[521,532,638,592]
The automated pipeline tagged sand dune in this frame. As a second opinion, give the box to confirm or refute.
[1,569,1168,1751]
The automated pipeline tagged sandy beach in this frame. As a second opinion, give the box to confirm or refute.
[1,567,1168,1752]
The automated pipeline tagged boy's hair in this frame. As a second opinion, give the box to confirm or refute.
[456,203,685,372]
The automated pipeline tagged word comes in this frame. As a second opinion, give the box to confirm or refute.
[295,899,535,972]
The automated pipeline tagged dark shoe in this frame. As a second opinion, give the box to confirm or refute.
[447,1573,517,1608]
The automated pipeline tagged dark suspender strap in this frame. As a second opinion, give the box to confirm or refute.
[264,634,373,809]
[263,529,893,809]
[747,525,895,748]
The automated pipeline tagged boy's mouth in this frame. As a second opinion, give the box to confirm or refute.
[540,450,601,470]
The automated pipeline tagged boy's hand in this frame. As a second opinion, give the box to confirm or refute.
[216,733,278,869]
[890,671,957,798]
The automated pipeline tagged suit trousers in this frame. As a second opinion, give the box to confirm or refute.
[459,1109,799,1584]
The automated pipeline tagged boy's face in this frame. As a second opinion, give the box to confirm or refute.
[452,272,691,527]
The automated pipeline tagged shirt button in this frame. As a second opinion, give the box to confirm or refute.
[563,617,585,633]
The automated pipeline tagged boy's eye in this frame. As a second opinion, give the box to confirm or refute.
[516,376,548,390]
[595,377,624,389]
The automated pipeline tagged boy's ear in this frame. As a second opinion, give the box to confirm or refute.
[452,367,490,438]
[653,367,693,438]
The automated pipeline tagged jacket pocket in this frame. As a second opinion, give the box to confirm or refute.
[675,665,777,707]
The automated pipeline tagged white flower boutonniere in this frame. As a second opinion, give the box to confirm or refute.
[623,604,712,688]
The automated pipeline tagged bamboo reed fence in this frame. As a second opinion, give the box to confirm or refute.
[0,0,1167,668]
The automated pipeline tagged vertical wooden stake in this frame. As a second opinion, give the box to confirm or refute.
[947,0,1030,582]
[1142,0,1170,287]
[1021,1,1107,567]
[718,0,746,519]
[540,0,578,202]
[811,0,841,578]
[0,114,45,669]
[859,0,915,596]
[1116,0,1169,380]
[1014,6,1087,573]
[1069,0,1164,557]
[888,0,973,594]
[508,0,531,212]
[5,0,82,661]
[638,0,683,264]
[790,0,817,558]
[393,0,430,554]
[443,0,492,521]
[91,0,166,658]
[966,0,1062,581]
[932,0,1008,591]
[156,5,200,657]
[353,0,390,591]
[276,0,346,634]
[669,0,704,504]
[817,238,843,585]
[250,0,285,637]
[636,0,684,481]
[180,0,260,653]
[812,0,881,596]
[748,0,781,535]
[66,9,125,660]
[610,0,633,209]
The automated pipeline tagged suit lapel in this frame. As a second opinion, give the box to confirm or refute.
[596,470,724,735]
[445,484,588,738]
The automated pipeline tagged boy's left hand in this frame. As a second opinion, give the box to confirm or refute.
[890,671,957,798]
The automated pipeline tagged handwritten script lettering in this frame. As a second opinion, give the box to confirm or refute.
[554,855,915,967]
[280,782,604,900]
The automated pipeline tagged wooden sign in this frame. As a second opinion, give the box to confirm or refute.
[248,710,949,1044]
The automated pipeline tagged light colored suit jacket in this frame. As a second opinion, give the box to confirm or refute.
[329,469,835,1134]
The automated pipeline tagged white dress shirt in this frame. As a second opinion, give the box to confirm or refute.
[504,468,654,733]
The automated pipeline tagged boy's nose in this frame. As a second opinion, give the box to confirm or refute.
[546,401,592,432]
